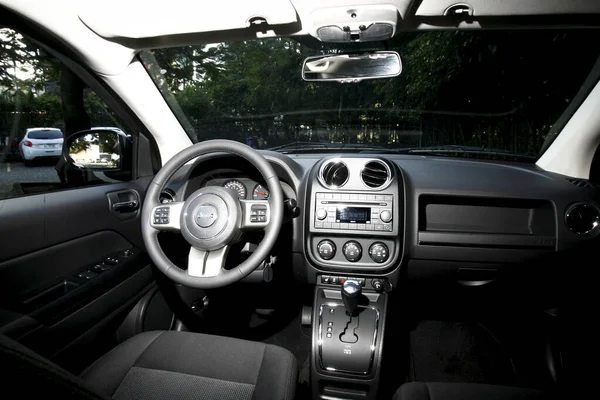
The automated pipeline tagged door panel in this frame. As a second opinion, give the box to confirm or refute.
[0,178,155,369]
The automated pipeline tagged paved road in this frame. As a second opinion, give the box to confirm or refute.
[0,159,60,199]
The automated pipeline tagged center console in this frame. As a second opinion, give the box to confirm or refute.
[305,157,404,399]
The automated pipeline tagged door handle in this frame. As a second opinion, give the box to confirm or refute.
[112,200,139,213]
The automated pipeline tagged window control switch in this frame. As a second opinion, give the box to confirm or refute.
[76,270,98,280]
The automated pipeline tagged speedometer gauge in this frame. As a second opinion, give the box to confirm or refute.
[222,180,246,198]
[252,184,269,200]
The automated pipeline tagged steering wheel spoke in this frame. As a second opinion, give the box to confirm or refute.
[150,202,184,232]
[240,199,270,230]
[188,246,230,278]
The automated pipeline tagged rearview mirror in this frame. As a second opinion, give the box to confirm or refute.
[302,51,401,83]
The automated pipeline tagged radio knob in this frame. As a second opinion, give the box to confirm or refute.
[317,240,336,260]
[369,242,389,263]
[379,210,392,223]
[316,208,328,220]
[343,241,362,262]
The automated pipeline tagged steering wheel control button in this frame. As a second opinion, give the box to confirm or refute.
[316,208,328,220]
[153,207,170,224]
[342,241,362,262]
[379,209,392,223]
[368,242,389,263]
[195,204,218,228]
[250,204,268,223]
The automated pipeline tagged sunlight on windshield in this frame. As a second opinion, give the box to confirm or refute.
[142,30,600,161]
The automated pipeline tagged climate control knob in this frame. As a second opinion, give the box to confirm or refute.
[368,242,389,263]
[342,241,362,262]
[317,240,336,260]
[316,208,328,220]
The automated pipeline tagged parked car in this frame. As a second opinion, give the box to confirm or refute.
[18,127,64,166]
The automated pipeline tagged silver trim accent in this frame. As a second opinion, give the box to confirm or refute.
[188,246,229,277]
[317,302,380,376]
[150,202,184,232]
[318,159,349,189]
[240,199,271,230]
[360,160,392,190]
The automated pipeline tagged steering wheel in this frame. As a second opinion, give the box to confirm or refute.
[141,140,284,289]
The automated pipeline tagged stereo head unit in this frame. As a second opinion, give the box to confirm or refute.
[313,193,394,233]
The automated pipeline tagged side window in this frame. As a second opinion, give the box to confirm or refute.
[0,27,132,200]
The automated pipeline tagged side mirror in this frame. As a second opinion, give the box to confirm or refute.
[57,128,132,185]
[66,129,124,170]
[302,51,401,83]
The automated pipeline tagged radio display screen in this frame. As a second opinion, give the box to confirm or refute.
[336,207,371,223]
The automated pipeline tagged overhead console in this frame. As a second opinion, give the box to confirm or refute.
[306,157,404,273]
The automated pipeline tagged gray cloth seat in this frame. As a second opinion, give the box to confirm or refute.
[394,382,552,400]
[0,331,297,400]
[81,331,297,400]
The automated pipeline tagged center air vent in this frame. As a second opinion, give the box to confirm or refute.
[361,160,391,189]
[320,160,349,188]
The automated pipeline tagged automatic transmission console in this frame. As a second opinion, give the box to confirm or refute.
[318,280,380,374]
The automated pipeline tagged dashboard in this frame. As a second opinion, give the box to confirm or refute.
[160,151,600,298]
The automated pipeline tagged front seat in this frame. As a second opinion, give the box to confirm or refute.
[394,382,553,400]
[0,331,297,400]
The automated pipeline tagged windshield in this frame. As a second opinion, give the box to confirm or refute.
[142,30,600,161]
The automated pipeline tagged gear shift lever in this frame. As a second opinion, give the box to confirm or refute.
[341,280,362,316]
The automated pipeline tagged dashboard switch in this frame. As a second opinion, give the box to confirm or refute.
[368,242,389,263]
[316,208,328,220]
[371,279,384,292]
[342,241,362,262]
[379,210,392,223]
[317,240,336,260]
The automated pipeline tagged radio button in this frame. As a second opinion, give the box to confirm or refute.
[380,210,392,223]
[343,241,362,262]
[315,221,324,228]
[375,225,384,231]
[317,240,336,260]
[366,224,375,231]
[316,208,328,220]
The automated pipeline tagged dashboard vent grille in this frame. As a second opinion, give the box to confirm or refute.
[320,160,349,188]
[361,161,390,188]
[566,178,599,189]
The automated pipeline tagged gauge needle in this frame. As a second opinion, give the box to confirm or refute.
[256,191,265,195]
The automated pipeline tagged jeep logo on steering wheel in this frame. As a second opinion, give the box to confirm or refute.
[195,205,218,228]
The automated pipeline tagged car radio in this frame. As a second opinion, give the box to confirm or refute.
[313,192,394,232]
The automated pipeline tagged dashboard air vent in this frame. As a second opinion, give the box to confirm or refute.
[565,203,600,235]
[566,178,599,189]
[361,160,391,188]
[320,160,349,188]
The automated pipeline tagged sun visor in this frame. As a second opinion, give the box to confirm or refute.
[415,0,600,17]
[78,0,299,39]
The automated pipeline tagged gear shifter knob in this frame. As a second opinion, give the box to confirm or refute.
[342,280,362,316]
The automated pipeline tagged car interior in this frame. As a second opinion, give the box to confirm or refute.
[0,0,598,399]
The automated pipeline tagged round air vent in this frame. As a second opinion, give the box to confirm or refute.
[361,160,391,189]
[319,160,349,188]
[159,189,176,204]
[565,203,600,235]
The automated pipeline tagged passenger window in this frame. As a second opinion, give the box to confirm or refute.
[0,27,132,200]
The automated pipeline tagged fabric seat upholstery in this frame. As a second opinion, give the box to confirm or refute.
[394,382,553,400]
[81,331,297,400]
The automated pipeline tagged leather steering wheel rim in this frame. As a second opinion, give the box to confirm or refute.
[141,139,284,288]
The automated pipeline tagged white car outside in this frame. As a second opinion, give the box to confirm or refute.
[19,127,64,165]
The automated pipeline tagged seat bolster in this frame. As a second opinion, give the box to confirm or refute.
[80,331,163,397]
[252,344,298,400]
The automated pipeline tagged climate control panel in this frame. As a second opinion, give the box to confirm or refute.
[311,237,396,270]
